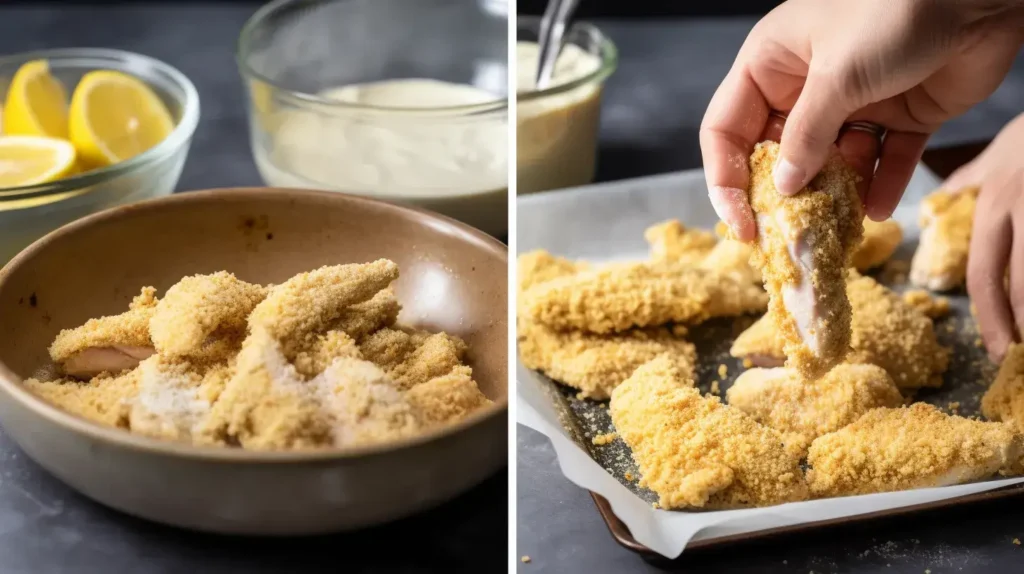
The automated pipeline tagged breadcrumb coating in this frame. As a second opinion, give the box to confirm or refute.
[149,272,267,357]
[23,369,140,428]
[359,328,469,390]
[910,187,979,291]
[49,287,158,364]
[729,315,784,368]
[643,220,718,265]
[333,288,401,340]
[520,261,767,334]
[699,238,761,283]
[982,343,1024,432]
[406,365,493,426]
[727,363,902,456]
[852,218,903,271]
[518,320,696,400]
[610,356,808,509]
[748,141,863,379]
[806,403,1023,497]
[517,250,585,296]
[129,356,230,443]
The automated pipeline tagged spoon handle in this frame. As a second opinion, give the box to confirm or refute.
[534,0,581,90]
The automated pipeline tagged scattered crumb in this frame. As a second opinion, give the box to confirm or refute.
[592,432,617,445]
[576,391,586,400]
[710,380,721,395]
[976,338,984,348]
[625,471,635,481]
[718,364,728,378]
[1014,538,1021,545]
[742,358,753,369]
[521,556,531,563]
[948,401,961,414]
[652,502,660,509]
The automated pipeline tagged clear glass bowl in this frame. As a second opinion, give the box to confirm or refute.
[237,0,509,237]
[517,17,616,195]
[0,48,199,263]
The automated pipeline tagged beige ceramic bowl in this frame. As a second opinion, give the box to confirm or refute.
[0,188,507,534]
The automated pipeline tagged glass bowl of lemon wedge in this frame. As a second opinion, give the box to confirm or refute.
[0,48,199,263]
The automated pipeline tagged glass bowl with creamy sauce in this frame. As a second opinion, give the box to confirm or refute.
[0,48,199,264]
[517,17,616,195]
[238,0,509,236]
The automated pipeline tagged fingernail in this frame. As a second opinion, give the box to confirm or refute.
[773,158,805,196]
[865,203,892,222]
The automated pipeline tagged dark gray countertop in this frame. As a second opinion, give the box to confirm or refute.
[0,4,505,573]
[517,17,1024,574]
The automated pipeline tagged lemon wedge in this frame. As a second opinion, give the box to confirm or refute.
[69,70,174,167]
[2,60,70,138]
[0,136,77,188]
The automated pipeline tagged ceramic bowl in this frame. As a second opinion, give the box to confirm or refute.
[0,187,507,534]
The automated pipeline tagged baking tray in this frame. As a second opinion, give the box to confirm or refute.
[516,165,1024,557]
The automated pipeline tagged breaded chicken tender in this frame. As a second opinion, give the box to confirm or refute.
[731,274,949,390]
[50,287,159,378]
[610,356,809,509]
[982,343,1024,432]
[644,220,718,265]
[727,364,902,456]
[807,403,1023,497]
[517,250,586,296]
[405,365,492,427]
[359,327,469,390]
[23,369,140,428]
[852,218,903,271]
[520,261,767,334]
[901,289,952,319]
[699,238,761,283]
[149,272,267,357]
[129,356,231,443]
[748,141,864,379]
[910,186,979,291]
[518,320,696,400]
[333,288,401,340]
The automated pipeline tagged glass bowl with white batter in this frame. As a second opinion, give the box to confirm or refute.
[238,0,509,236]
[517,17,616,195]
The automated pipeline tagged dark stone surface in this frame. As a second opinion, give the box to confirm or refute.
[0,4,505,573]
[518,17,1024,574]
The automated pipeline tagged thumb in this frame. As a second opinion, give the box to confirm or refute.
[776,67,862,195]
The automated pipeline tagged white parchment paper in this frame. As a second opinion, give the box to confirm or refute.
[516,165,1024,559]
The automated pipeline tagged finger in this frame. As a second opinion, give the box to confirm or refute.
[942,161,980,193]
[776,67,860,195]
[700,65,769,242]
[863,131,929,221]
[836,128,883,203]
[1011,207,1024,341]
[967,207,1014,361]
[759,114,786,143]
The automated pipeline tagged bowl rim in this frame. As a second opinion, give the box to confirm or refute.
[516,17,618,104]
[0,47,201,200]
[0,187,508,463]
[236,0,509,115]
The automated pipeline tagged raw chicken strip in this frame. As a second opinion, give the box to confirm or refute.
[982,343,1024,432]
[727,363,902,456]
[910,187,979,291]
[806,403,1023,497]
[748,141,864,379]
[610,356,808,509]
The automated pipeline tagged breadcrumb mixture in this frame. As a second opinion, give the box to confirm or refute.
[747,141,864,379]
[610,356,808,509]
[23,261,492,450]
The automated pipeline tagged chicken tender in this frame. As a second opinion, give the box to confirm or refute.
[359,327,469,390]
[50,287,159,378]
[982,343,1024,432]
[149,272,267,357]
[520,262,767,334]
[333,288,401,340]
[517,250,586,296]
[610,356,808,509]
[852,218,903,271]
[644,220,717,265]
[699,238,761,283]
[807,403,1023,497]
[406,365,493,426]
[731,274,949,390]
[129,356,231,443]
[518,321,696,400]
[748,141,864,379]
[910,187,979,291]
[727,363,902,456]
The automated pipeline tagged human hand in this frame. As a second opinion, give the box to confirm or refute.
[700,0,1024,241]
[952,114,1024,361]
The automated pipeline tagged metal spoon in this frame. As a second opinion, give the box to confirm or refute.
[534,0,581,90]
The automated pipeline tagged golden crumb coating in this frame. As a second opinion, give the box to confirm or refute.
[846,273,949,390]
[807,403,1023,497]
[359,327,469,390]
[727,363,903,456]
[518,320,696,400]
[982,343,1024,432]
[406,365,492,427]
[248,260,399,352]
[333,288,401,340]
[49,287,158,363]
[610,356,808,509]
[23,369,140,428]
[520,261,767,334]
[699,238,761,283]
[129,356,231,443]
[517,250,586,296]
[910,187,979,291]
[318,357,423,447]
[748,141,864,379]
[852,218,903,271]
[902,289,952,319]
[729,315,784,367]
[149,272,267,357]
[291,330,362,378]
[644,220,718,265]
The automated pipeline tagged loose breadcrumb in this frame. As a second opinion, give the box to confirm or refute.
[521,556,531,563]
[610,356,808,509]
[710,380,721,396]
[1014,538,1021,546]
[718,364,728,378]
[592,432,617,445]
